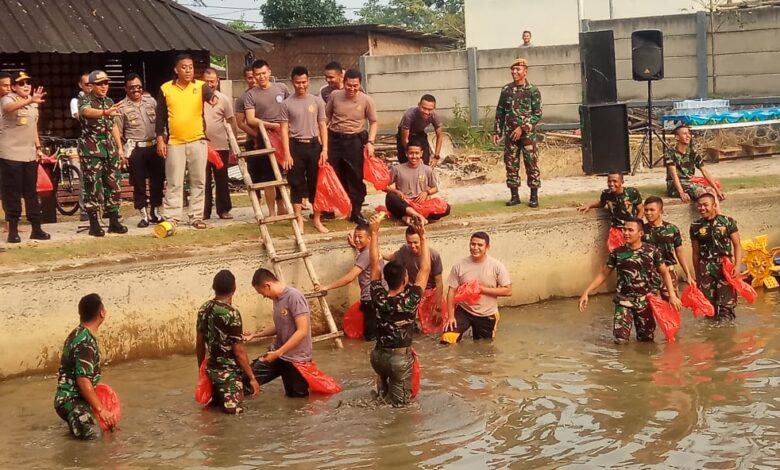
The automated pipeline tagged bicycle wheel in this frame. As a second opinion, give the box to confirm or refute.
[52,163,83,216]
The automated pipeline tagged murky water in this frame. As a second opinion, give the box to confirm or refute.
[2,292,779,469]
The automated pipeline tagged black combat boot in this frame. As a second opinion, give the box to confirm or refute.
[149,206,162,224]
[7,220,21,243]
[350,209,368,226]
[137,208,150,228]
[506,187,521,206]
[107,212,128,234]
[87,211,105,237]
[529,188,539,208]
[30,221,51,240]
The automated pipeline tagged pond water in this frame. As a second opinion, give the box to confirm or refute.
[1,292,779,469]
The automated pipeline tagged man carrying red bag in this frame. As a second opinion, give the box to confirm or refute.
[383,143,450,226]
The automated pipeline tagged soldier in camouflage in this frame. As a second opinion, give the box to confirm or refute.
[579,218,681,343]
[665,124,725,203]
[492,57,543,208]
[642,196,694,299]
[195,270,260,414]
[578,172,644,229]
[77,70,128,237]
[368,214,430,406]
[690,192,742,320]
[54,294,117,439]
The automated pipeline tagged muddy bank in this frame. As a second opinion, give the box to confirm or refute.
[1,190,778,378]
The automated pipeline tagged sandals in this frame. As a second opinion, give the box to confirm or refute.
[191,220,208,229]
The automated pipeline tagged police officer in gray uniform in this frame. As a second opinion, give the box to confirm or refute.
[117,73,163,227]
[0,71,50,242]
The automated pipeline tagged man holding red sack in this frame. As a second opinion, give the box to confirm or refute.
[442,232,512,344]
[202,68,237,221]
[579,218,681,344]
[642,196,694,299]
[665,124,725,203]
[384,143,450,225]
[0,70,50,243]
[196,270,260,414]
[690,193,742,320]
[368,213,430,406]
[54,294,115,439]
[325,69,378,225]
[578,172,643,251]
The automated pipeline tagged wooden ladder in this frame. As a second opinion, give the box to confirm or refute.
[227,125,343,348]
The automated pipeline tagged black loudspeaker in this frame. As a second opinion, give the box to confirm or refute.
[580,103,630,175]
[579,30,617,105]
[631,30,664,81]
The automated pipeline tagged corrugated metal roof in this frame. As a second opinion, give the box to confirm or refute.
[0,0,272,54]
[251,24,458,49]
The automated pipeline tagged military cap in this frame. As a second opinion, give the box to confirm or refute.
[12,71,31,83]
[510,58,529,68]
[88,70,110,84]
[672,123,691,135]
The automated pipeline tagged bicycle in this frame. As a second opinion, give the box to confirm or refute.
[40,136,83,216]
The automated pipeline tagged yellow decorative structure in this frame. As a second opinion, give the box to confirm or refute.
[741,235,780,289]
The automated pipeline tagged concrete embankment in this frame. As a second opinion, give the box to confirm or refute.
[1,190,778,378]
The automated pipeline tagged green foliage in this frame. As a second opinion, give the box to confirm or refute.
[447,103,498,151]
[260,0,348,29]
[357,0,464,43]
[227,17,254,32]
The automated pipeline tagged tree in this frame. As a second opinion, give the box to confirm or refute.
[227,17,253,33]
[357,0,464,41]
[260,0,348,29]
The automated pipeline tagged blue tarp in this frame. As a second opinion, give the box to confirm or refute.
[662,107,780,126]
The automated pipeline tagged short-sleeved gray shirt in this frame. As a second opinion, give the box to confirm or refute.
[243,83,290,122]
[0,93,38,162]
[280,93,326,139]
[204,90,234,151]
[393,245,443,290]
[398,106,442,133]
[355,249,385,301]
[390,162,438,198]
[272,286,312,363]
[117,95,157,142]
[447,255,511,317]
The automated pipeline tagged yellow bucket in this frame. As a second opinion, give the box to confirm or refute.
[153,220,176,239]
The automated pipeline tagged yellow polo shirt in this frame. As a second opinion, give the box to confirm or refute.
[159,79,209,144]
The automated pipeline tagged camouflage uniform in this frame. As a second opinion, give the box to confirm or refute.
[643,221,683,299]
[599,187,642,228]
[54,325,102,440]
[196,300,246,414]
[690,215,739,320]
[664,145,706,199]
[78,93,122,215]
[494,82,543,189]
[606,243,663,342]
[369,280,422,407]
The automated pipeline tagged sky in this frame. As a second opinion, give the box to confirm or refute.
[179,0,372,28]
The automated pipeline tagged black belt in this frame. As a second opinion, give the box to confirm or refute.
[291,138,317,144]
[329,130,364,140]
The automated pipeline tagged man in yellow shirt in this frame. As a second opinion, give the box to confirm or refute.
[155,54,217,229]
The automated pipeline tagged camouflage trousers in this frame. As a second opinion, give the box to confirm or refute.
[656,268,679,302]
[55,398,101,440]
[503,136,540,189]
[370,347,414,407]
[697,258,737,320]
[613,296,656,343]
[667,179,707,200]
[207,367,245,415]
[79,136,122,215]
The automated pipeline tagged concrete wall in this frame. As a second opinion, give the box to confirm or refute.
[2,190,778,378]
[465,0,704,48]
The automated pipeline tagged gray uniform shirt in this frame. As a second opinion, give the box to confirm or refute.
[280,93,326,139]
[393,245,443,290]
[355,248,386,302]
[272,286,312,363]
[325,90,378,135]
[117,95,157,142]
[398,106,442,133]
[204,90,234,151]
[243,83,290,122]
[390,163,438,198]
[0,93,38,162]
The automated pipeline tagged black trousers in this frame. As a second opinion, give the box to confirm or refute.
[288,139,321,204]
[385,191,450,221]
[396,128,432,165]
[360,300,378,341]
[247,358,309,397]
[0,159,41,223]
[246,135,276,184]
[128,146,165,210]
[205,149,232,217]
[328,131,366,215]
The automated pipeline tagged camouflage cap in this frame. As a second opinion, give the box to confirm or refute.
[12,70,31,83]
[88,70,110,84]
[510,58,529,68]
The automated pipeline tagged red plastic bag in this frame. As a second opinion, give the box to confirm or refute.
[418,288,444,335]
[363,151,390,190]
[267,129,286,166]
[292,361,342,394]
[342,301,364,339]
[195,360,213,405]
[411,349,420,399]
[647,293,681,342]
[408,198,449,218]
[36,164,53,193]
[374,205,389,216]
[690,176,721,190]
[721,256,758,304]
[454,280,481,305]
[92,383,122,431]
[314,163,352,216]
[607,226,623,252]
[681,284,715,318]
[207,145,224,170]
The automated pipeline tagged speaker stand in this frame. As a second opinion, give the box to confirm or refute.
[631,81,674,175]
